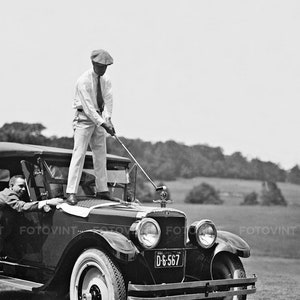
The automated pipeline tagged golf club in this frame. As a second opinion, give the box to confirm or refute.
[114,135,167,193]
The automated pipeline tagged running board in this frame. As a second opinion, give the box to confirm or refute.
[0,274,43,291]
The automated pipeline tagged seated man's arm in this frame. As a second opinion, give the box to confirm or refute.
[5,192,39,212]
[3,190,63,212]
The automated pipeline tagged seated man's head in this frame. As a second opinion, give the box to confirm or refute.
[9,175,26,198]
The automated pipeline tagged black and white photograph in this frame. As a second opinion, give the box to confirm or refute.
[0,1,299,299]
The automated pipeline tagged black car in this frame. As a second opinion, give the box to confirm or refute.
[0,142,256,299]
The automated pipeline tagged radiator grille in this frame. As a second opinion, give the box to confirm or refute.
[142,211,186,283]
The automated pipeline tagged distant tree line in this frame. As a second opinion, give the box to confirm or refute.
[0,122,299,184]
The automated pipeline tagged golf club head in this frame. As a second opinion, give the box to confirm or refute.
[156,185,167,192]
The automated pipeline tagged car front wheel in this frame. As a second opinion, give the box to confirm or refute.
[212,252,247,300]
[69,248,126,300]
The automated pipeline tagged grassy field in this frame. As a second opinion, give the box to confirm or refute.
[164,176,300,206]
[163,177,300,298]
[160,177,300,259]
[171,203,300,259]
[243,256,300,299]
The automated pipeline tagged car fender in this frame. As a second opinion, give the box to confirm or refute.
[213,230,250,258]
[39,229,139,293]
[66,229,139,262]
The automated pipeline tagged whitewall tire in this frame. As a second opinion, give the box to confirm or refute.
[69,248,126,300]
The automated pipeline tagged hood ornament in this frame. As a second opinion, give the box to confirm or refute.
[153,186,172,208]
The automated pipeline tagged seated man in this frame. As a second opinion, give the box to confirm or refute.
[0,175,62,254]
[0,175,62,212]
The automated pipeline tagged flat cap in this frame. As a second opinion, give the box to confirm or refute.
[90,49,113,65]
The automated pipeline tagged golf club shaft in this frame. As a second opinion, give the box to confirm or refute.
[114,135,158,190]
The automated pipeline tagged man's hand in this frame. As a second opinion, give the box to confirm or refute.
[101,121,116,136]
[47,198,64,206]
[38,198,64,211]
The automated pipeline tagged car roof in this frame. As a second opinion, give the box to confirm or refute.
[0,142,131,163]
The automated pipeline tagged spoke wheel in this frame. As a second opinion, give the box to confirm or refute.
[70,248,126,300]
[212,253,247,300]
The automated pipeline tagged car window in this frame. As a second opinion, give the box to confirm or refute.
[48,165,69,180]
[0,169,10,191]
[45,161,129,184]
[0,169,10,181]
[84,169,129,184]
[44,160,129,199]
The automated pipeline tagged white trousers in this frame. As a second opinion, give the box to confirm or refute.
[66,111,108,194]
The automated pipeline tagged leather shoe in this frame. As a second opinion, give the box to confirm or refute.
[95,191,113,200]
[66,193,78,205]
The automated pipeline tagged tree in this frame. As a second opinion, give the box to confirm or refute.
[225,152,251,179]
[287,165,300,185]
[184,183,223,205]
[260,181,287,206]
[0,122,47,144]
[241,192,259,205]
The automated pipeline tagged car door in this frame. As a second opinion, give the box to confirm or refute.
[12,159,46,264]
[21,159,72,271]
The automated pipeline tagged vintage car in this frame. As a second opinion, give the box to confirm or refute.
[0,142,256,299]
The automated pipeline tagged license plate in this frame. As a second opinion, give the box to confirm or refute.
[154,250,183,268]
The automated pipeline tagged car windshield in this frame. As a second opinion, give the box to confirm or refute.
[44,159,130,199]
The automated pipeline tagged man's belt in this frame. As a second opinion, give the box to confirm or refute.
[77,108,101,114]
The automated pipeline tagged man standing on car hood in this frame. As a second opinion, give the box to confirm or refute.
[66,49,116,205]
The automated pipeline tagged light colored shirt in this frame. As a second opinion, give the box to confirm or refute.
[72,68,113,126]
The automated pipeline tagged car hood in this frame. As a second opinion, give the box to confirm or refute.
[64,200,186,236]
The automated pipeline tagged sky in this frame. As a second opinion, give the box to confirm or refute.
[0,0,299,169]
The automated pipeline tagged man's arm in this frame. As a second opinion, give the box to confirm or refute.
[5,192,39,212]
[4,190,62,212]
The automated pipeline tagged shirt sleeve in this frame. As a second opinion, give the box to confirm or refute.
[5,192,39,212]
[77,81,105,126]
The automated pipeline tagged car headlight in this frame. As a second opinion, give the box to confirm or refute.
[188,219,217,249]
[130,218,161,249]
